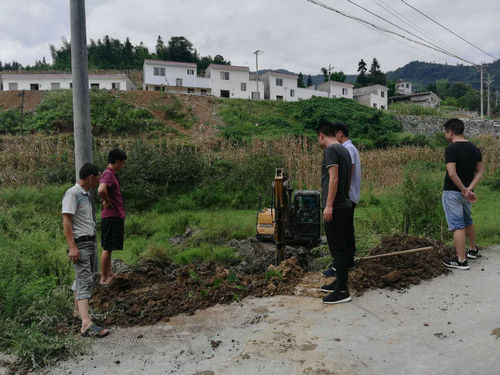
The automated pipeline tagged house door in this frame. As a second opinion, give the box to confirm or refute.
[220,90,230,98]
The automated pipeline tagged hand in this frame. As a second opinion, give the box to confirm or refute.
[68,246,80,263]
[465,191,478,203]
[102,200,114,209]
[323,206,333,223]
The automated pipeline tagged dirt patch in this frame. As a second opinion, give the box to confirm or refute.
[90,257,304,327]
[298,234,455,297]
[492,328,500,339]
[0,91,44,112]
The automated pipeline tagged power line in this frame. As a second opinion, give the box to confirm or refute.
[305,0,477,65]
[400,0,499,60]
[343,0,472,64]
[371,0,469,61]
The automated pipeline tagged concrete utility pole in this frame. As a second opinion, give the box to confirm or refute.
[485,74,494,117]
[327,64,334,98]
[254,50,263,100]
[476,64,485,119]
[70,0,93,181]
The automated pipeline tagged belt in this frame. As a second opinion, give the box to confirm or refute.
[75,235,96,243]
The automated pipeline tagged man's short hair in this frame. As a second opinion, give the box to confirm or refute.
[443,118,464,135]
[332,122,349,138]
[317,121,336,137]
[79,163,99,180]
[108,149,127,164]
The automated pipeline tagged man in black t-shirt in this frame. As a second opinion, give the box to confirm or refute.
[317,121,353,304]
[441,118,484,270]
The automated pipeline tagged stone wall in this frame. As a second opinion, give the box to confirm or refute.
[394,114,500,137]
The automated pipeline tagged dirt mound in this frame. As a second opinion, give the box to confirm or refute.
[0,91,44,111]
[349,234,455,295]
[90,257,304,327]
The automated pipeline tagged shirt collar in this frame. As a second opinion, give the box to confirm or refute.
[343,140,353,146]
[107,166,117,175]
[75,183,89,195]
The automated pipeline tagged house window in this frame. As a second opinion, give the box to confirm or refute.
[8,82,18,90]
[342,88,348,95]
[90,83,99,90]
[30,83,39,91]
[220,72,230,80]
[290,89,295,97]
[201,89,208,96]
[276,95,284,101]
[154,67,166,76]
[187,88,195,94]
[112,82,121,90]
[70,83,73,88]
[373,103,377,108]
[252,92,260,100]
[51,82,60,89]
[220,90,230,98]
[381,105,385,110]
[176,78,183,87]
[241,83,247,91]
[187,69,195,75]
[380,90,385,98]
[276,78,283,86]
[406,83,409,88]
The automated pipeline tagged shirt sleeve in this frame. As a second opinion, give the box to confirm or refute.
[444,145,456,164]
[347,146,356,166]
[476,146,482,162]
[62,191,77,215]
[100,170,114,188]
[325,147,339,168]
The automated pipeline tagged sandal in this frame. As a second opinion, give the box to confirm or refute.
[81,324,110,338]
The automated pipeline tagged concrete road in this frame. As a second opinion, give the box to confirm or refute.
[50,246,500,375]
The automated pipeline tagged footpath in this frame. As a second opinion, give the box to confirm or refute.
[50,245,500,375]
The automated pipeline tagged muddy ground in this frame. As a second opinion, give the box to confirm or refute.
[86,234,455,328]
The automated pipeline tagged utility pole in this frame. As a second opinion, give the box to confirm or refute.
[18,90,25,129]
[476,63,485,119]
[70,0,93,181]
[485,74,494,117]
[254,50,263,100]
[327,64,334,98]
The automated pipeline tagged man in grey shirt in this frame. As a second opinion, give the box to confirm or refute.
[62,163,109,338]
[334,123,361,261]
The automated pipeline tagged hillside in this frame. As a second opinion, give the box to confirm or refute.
[386,60,500,91]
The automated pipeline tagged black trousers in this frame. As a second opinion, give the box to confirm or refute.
[347,202,357,258]
[324,207,354,291]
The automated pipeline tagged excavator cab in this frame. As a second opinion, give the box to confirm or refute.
[291,191,321,244]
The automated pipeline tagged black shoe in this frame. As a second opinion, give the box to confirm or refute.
[320,281,337,293]
[322,264,336,277]
[467,248,480,259]
[322,290,352,304]
[443,256,470,270]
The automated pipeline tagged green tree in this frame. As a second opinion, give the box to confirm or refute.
[155,35,168,60]
[167,36,198,62]
[330,71,345,82]
[297,72,305,88]
[356,59,368,86]
[368,58,386,85]
[307,75,313,87]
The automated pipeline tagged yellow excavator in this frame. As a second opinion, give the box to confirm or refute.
[256,168,321,264]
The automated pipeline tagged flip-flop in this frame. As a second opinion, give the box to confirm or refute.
[81,324,110,338]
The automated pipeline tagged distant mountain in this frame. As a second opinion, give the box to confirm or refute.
[386,60,500,91]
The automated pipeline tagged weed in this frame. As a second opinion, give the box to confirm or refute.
[226,270,238,283]
[264,270,282,281]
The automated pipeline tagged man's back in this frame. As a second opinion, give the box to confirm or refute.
[321,143,352,208]
[444,141,482,191]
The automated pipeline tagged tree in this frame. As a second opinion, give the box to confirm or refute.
[167,36,197,62]
[321,67,329,82]
[297,72,305,88]
[307,75,313,87]
[155,35,168,60]
[356,59,368,86]
[330,71,345,82]
[367,58,386,85]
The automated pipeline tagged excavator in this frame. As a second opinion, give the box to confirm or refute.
[256,168,321,264]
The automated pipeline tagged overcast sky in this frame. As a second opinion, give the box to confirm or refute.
[1,0,499,74]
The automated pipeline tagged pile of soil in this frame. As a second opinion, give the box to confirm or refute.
[90,257,304,327]
[349,234,455,296]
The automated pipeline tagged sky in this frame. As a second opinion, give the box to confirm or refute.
[1,0,499,75]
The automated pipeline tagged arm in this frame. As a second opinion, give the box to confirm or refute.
[446,163,467,194]
[63,213,79,262]
[98,182,114,208]
[467,161,484,191]
[323,165,338,223]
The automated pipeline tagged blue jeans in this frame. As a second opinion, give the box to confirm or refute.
[442,190,473,231]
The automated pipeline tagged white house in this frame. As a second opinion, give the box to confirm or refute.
[206,64,263,99]
[317,81,354,99]
[0,73,136,91]
[143,59,210,95]
[259,71,298,101]
[396,80,412,95]
[390,91,441,108]
[353,84,388,110]
[295,86,329,100]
